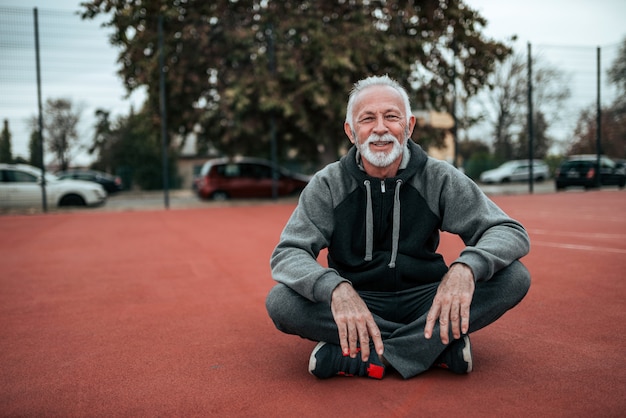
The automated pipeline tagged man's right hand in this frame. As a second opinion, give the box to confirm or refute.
[330,282,384,362]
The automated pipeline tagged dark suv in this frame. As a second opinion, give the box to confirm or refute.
[555,156,626,190]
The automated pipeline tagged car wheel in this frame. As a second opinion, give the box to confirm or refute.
[59,194,86,206]
[212,191,229,201]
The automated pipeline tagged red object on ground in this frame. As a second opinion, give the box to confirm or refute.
[1,191,625,417]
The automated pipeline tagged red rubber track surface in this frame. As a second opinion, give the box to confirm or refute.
[1,191,625,417]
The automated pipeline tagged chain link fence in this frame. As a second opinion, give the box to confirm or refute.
[0,6,144,167]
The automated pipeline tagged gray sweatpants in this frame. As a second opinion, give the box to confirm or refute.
[265,260,531,379]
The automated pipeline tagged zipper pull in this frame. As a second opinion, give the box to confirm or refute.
[381,180,386,193]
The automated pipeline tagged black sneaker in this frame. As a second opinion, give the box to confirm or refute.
[308,342,385,379]
[435,335,473,374]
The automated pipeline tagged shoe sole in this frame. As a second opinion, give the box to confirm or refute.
[462,335,473,373]
[308,341,326,375]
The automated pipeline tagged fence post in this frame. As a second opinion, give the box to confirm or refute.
[596,46,602,187]
[158,14,170,209]
[34,7,47,212]
[527,42,534,194]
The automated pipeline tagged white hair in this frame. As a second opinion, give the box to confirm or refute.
[345,75,412,131]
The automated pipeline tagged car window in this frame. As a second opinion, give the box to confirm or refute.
[600,160,615,169]
[76,173,94,181]
[221,164,241,177]
[243,163,272,179]
[4,169,38,183]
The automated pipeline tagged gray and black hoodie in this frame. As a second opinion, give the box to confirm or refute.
[270,140,530,304]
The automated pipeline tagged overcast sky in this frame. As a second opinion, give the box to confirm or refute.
[5,0,623,45]
[1,0,625,163]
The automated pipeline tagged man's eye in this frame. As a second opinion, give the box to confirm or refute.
[360,117,375,123]
[386,115,401,121]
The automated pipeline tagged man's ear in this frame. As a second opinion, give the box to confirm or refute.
[407,115,417,137]
[344,122,355,144]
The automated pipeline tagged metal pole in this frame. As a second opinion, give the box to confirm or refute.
[596,46,602,187]
[452,41,458,169]
[158,15,170,209]
[268,23,278,200]
[34,8,47,212]
[527,42,534,194]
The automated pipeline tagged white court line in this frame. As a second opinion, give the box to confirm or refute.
[532,241,626,255]
[529,229,626,240]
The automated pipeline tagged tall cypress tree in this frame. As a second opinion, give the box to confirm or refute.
[0,119,13,163]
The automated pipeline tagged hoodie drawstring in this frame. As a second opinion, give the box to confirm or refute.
[388,179,402,268]
[363,180,373,261]
[363,179,402,268]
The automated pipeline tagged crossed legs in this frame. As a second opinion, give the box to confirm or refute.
[266,261,530,378]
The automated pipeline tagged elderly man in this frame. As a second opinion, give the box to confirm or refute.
[266,75,530,379]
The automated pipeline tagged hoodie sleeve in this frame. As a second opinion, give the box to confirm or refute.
[270,167,350,303]
[422,159,530,282]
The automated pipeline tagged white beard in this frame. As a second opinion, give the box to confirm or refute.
[357,133,405,168]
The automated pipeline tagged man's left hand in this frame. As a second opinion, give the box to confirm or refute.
[424,263,475,344]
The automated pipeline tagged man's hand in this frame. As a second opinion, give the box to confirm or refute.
[330,282,384,362]
[424,263,475,344]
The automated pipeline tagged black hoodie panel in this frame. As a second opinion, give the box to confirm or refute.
[327,143,449,292]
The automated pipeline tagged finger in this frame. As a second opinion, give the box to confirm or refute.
[461,302,471,335]
[337,322,350,356]
[439,313,450,345]
[450,301,461,339]
[348,325,359,358]
[358,328,370,362]
[368,321,385,357]
[424,304,440,339]
[438,297,452,344]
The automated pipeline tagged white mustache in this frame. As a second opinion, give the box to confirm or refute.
[365,134,399,145]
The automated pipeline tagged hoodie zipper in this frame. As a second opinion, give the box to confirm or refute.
[381,180,386,193]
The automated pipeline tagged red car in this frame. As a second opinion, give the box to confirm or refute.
[195,157,310,200]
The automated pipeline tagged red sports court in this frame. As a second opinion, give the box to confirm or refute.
[1,190,624,417]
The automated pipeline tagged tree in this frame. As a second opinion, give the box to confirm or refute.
[568,105,626,158]
[42,98,81,171]
[608,37,626,98]
[90,107,179,190]
[472,52,570,161]
[88,109,115,173]
[514,111,551,159]
[80,0,512,166]
[568,37,626,158]
[0,119,12,163]
[28,127,43,169]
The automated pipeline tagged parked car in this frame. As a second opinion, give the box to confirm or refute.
[56,169,123,193]
[0,163,107,209]
[555,155,626,190]
[195,157,310,200]
[480,160,550,184]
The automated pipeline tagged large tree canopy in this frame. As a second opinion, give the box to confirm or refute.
[80,0,511,165]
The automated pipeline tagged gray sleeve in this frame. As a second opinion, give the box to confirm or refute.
[420,159,530,281]
[269,168,350,303]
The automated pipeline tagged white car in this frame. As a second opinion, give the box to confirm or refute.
[479,160,550,184]
[0,163,107,210]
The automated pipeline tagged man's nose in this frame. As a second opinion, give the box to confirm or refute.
[373,115,388,133]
